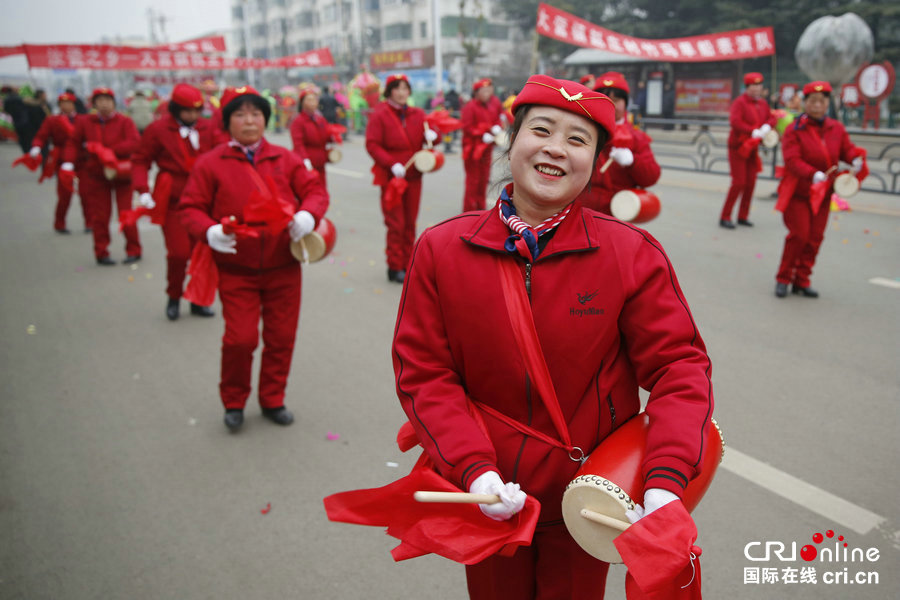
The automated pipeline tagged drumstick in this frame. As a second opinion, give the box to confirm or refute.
[598,156,614,174]
[413,491,501,504]
[825,165,838,176]
[404,156,416,170]
[579,508,631,531]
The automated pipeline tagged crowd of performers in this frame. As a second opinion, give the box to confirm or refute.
[13,66,867,598]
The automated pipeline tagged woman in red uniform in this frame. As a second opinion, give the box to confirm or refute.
[179,86,329,431]
[460,78,503,212]
[132,83,225,320]
[392,75,714,598]
[365,73,439,283]
[579,71,660,215]
[774,81,863,298]
[62,88,141,265]
[719,72,776,228]
[290,87,330,186]
[29,92,85,233]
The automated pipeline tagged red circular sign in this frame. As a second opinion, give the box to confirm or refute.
[856,61,895,101]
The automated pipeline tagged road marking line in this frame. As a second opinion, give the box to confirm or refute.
[869,277,900,289]
[327,166,365,179]
[721,447,886,535]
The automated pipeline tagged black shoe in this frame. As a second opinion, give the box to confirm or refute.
[737,219,754,227]
[96,256,116,266]
[387,269,406,283]
[166,298,180,321]
[262,406,294,426]
[55,228,71,234]
[791,284,819,298]
[224,409,244,431]
[190,303,215,317]
[719,219,736,229]
[775,282,788,298]
[84,228,93,234]
[122,255,141,264]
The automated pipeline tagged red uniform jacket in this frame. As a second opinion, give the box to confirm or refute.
[178,139,329,273]
[63,113,140,179]
[779,115,861,201]
[290,110,330,171]
[580,125,660,212]
[393,199,714,523]
[131,115,221,200]
[728,93,776,148]
[32,113,76,150]
[461,96,503,161]
[365,101,427,182]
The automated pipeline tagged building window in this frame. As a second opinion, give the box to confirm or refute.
[365,0,380,10]
[295,11,314,27]
[232,5,243,19]
[420,21,427,39]
[384,22,413,41]
[322,3,338,22]
[441,16,508,40]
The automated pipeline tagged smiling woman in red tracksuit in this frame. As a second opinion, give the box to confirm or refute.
[179,86,329,432]
[366,73,439,284]
[392,75,714,598]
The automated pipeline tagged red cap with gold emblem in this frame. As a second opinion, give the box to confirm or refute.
[383,73,410,97]
[472,78,492,93]
[91,87,115,102]
[579,74,595,85]
[220,85,262,109]
[299,86,319,100]
[743,72,764,86]
[595,71,630,95]
[512,74,616,137]
[58,92,77,104]
[802,81,832,96]
[171,83,203,108]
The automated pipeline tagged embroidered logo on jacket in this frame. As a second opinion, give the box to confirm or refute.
[571,290,604,316]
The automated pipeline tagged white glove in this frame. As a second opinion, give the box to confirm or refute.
[751,128,763,139]
[759,123,772,136]
[469,471,527,522]
[851,156,864,174]
[609,146,634,167]
[625,488,679,524]
[490,125,502,136]
[287,210,315,242]
[481,132,495,144]
[391,162,406,178]
[812,171,828,184]
[29,146,41,158]
[303,158,313,171]
[424,128,439,143]
[206,224,237,254]
[61,162,74,172]
[138,192,156,209]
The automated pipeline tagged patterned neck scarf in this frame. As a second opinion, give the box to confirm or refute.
[497,185,572,261]
[228,138,263,163]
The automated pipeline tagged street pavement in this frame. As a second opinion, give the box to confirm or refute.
[1,132,898,600]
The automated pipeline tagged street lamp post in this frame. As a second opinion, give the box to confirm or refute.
[432,0,443,93]
[243,0,255,87]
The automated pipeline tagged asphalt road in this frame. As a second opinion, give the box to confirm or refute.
[1,132,898,600]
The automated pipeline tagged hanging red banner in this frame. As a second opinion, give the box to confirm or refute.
[536,3,775,62]
[157,35,227,53]
[0,45,24,58]
[21,45,334,70]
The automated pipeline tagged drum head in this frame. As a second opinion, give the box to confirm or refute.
[610,190,641,222]
[103,167,117,181]
[327,148,343,163]
[762,129,780,148]
[562,475,635,563]
[413,150,437,173]
[834,172,860,197]
[290,232,326,263]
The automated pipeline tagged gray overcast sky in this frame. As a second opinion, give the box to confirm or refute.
[0,0,233,75]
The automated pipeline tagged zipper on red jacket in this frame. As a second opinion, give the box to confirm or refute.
[524,262,532,298]
[607,394,616,429]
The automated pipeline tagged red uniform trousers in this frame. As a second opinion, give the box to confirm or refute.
[54,169,90,231]
[78,174,140,259]
[463,153,492,212]
[465,523,609,600]
[776,193,831,288]
[217,265,302,410]
[720,148,760,221]
[380,179,422,271]
[161,204,194,300]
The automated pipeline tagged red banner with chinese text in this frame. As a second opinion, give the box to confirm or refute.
[370,47,435,71]
[675,79,733,116]
[21,45,334,71]
[536,3,775,62]
[0,45,24,58]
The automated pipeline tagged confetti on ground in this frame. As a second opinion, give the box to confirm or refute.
[326,432,340,441]
[685,232,693,237]
[130,263,139,271]
[386,462,399,468]
[344,288,354,293]
[864,229,870,234]
[755,253,763,259]
[873,231,880,236]
[127,275,135,282]
[368,260,376,267]
[842,239,849,244]
[865,242,872,248]
[349,228,356,234]
[188,418,198,426]
[145,273,153,279]
[261,503,272,515]
[341,271,348,277]
[75,266,84,272]
[328,257,335,264]
[133,373,140,380]
[373,288,384,295]
[340,260,346,266]
[26,324,36,335]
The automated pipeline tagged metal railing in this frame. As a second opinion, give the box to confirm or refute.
[639,117,900,195]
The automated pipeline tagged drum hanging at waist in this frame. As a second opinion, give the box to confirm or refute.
[103,160,132,183]
[610,189,660,223]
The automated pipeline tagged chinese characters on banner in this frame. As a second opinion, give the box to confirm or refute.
[370,47,436,71]
[675,79,733,116]
[535,2,775,62]
[20,45,334,71]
